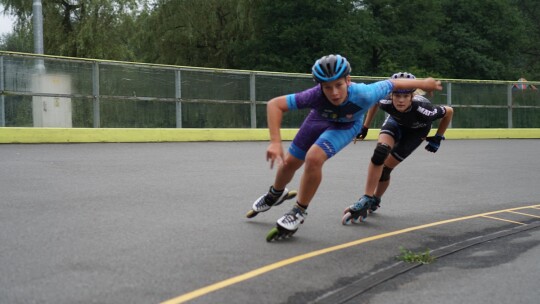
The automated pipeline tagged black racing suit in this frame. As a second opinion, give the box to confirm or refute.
[378,95,447,161]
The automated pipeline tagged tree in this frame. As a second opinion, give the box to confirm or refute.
[143,0,256,68]
[436,0,529,79]
[235,0,361,73]
[513,0,540,80]
[0,0,144,60]
[352,0,445,77]
[0,22,33,52]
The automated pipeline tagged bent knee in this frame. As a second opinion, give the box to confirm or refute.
[371,143,391,166]
[304,149,327,169]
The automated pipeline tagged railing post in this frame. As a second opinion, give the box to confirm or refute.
[92,62,100,128]
[446,82,452,129]
[507,84,513,129]
[0,56,5,127]
[250,73,256,128]
[175,70,182,128]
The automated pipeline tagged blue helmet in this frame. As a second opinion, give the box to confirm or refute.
[391,72,416,93]
[312,54,351,83]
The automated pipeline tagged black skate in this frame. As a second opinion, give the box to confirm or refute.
[342,195,374,225]
[369,196,382,213]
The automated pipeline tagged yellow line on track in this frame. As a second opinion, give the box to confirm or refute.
[160,204,540,304]
[508,210,540,219]
[480,215,526,225]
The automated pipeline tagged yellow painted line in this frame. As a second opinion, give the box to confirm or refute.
[160,204,540,304]
[1,127,539,143]
[508,210,540,219]
[480,215,526,225]
[0,127,299,143]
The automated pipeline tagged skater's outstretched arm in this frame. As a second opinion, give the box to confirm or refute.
[391,77,442,93]
[266,95,289,169]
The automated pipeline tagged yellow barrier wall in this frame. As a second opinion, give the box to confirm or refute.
[0,128,539,143]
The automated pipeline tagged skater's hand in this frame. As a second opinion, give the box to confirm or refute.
[424,134,445,153]
[267,142,284,169]
[353,126,369,144]
[422,78,443,92]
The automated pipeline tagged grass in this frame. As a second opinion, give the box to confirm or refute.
[397,246,435,264]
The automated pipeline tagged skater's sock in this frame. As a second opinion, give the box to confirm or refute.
[265,186,284,205]
[269,186,284,197]
[296,202,308,210]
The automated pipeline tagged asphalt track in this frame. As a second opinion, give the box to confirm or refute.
[1,139,539,304]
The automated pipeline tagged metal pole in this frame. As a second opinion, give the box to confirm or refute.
[250,73,256,128]
[507,84,513,129]
[446,82,452,128]
[175,70,182,128]
[92,62,100,128]
[32,0,45,72]
[0,56,5,127]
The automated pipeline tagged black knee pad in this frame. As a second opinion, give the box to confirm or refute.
[371,143,391,166]
[379,166,393,182]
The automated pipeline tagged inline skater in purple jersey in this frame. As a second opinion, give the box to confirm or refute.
[245,55,443,241]
[343,72,454,225]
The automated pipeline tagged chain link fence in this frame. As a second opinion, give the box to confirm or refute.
[1,51,539,129]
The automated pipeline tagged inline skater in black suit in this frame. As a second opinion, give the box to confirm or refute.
[343,72,454,224]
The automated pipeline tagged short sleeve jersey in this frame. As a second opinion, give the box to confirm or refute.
[285,80,394,123]
[379,95,447,128]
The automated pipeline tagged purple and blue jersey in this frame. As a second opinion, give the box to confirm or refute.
[285,80,394,160]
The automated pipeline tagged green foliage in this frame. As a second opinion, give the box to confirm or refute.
[437,0,529,79]
[355,0,445,76]
[2,0,540,80]
[1,0,143,61]
[145,0,256,68]
[0,22,32,52]
[397,246,435,264]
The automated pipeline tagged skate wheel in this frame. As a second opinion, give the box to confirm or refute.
[342,212,352,225]
[266,227,280,242]
[246,209,258,218]
[285,230,297,238]
[352,215,363,224]
[286,190,298,200]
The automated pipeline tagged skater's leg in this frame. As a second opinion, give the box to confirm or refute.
[374,155,400,198]
[374,127,428,198]
[296,145,328,207]
[272,153,304,190]
[346,133,394,217]
[271,146,324,233]
[364,134,394,196]
[248,154,304,217]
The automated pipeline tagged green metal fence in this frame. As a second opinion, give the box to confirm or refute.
[1,51,539,129]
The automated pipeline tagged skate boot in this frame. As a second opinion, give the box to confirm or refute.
[246,187,297,218]
[266,204,308,242]
[342,195,375,225]
[369,196,381,213]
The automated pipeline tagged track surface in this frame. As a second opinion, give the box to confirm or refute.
[1,139,539,303]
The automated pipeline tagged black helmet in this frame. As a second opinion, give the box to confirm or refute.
[312,54,351,83]
[391,72,416,93]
